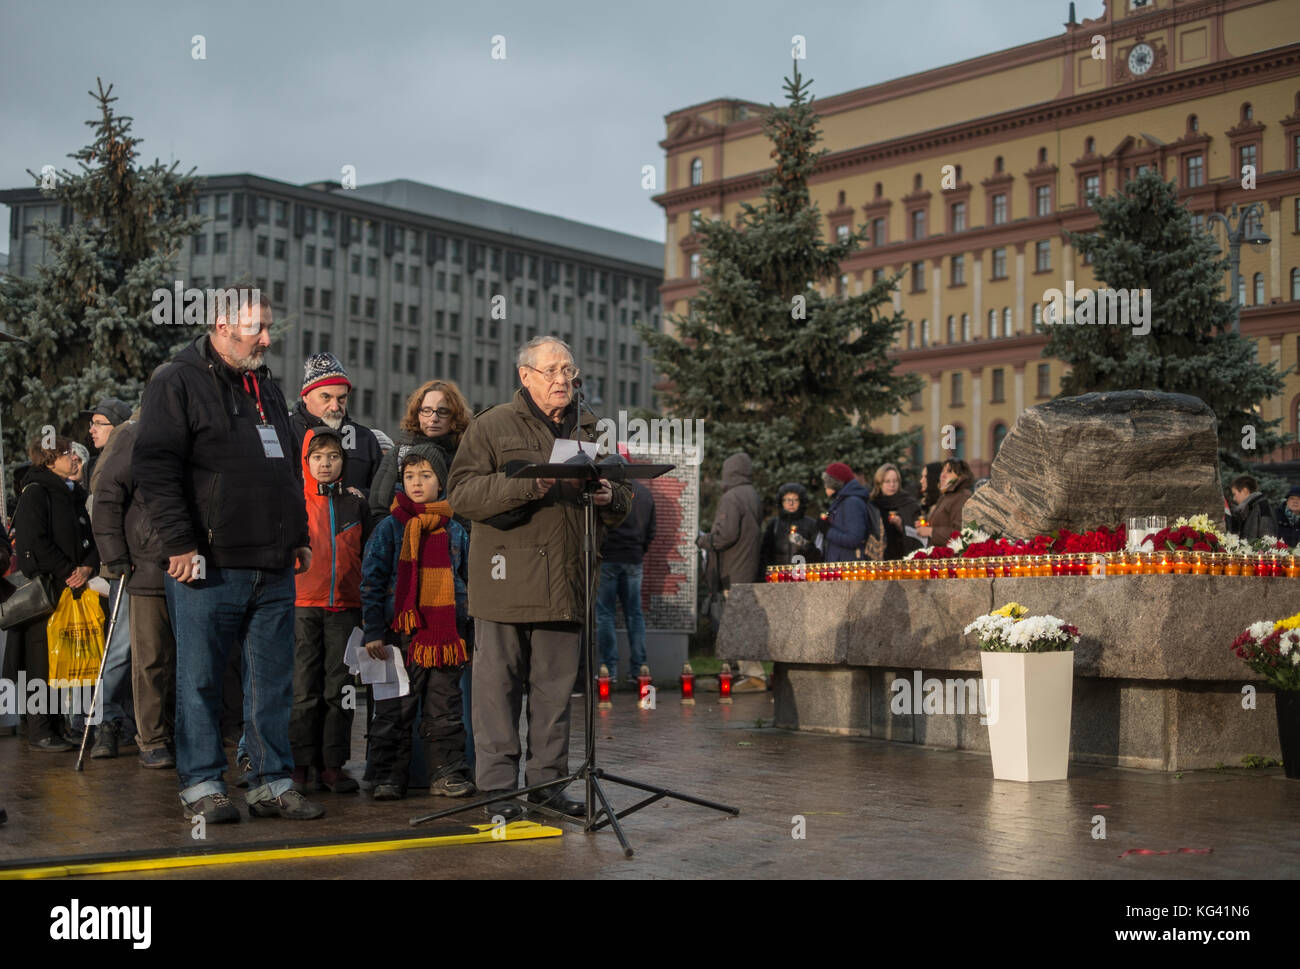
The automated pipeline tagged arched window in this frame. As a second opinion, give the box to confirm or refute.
[992,422,1008,456]
[961,313,970,341]
[1038,147,1048,164]
[1238,275,1247,306]
[1188,114,1198,133]
[947,315,955,343]
[837,190,846,206]
[1085,136,1096,153]
[920,319,930,347]
[1292,268,1300,301]
[954,164,963,183]
[987,309,997,338]
[1002,307,1013,338]
[914,173,923,190]
[994,155,1004,174]
[1254,273,1265,305]
[906,321,914,349]
[874,182,883,198]
[1242,103,1254,122]
[1032,303,1043,330]
[689,158,703,186]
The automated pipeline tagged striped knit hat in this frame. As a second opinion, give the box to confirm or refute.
[301,352,351,397]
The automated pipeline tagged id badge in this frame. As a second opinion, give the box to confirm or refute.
[258,425,285,458]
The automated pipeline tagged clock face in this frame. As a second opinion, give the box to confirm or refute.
[1128,43,1154,75]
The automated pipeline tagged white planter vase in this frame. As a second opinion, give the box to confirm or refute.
[979,650,1074,782]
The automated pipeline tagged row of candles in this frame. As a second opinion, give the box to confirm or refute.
[765,551,1300,582]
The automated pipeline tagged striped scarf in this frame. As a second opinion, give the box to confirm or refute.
[391,491,466,668]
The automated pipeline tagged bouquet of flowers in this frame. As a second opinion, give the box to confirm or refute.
[964,602,1080,653]
[1231,612,1300,692]
[1141,524,1221,553]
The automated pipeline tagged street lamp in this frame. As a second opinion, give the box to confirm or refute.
[1206,202,1271,333]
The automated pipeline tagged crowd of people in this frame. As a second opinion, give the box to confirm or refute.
[0,295,639,825]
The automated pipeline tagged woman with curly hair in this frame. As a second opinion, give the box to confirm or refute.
[368,379,471,521]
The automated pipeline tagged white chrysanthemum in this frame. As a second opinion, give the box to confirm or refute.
[1279,631,1300,656]
[1247,621,1277,641]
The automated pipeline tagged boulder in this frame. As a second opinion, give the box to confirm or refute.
[961,390,1222,539]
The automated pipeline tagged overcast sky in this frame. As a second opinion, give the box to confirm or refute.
[0,0,1101,250]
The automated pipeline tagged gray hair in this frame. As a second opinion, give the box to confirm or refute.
[516,335,573,370]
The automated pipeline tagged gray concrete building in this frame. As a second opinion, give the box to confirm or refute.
[1,175,663,434]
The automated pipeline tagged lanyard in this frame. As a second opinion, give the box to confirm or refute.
[242,372,269,424]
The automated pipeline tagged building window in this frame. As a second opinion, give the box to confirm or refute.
[1037,363,1050,398]
[274,200,288,226]
[363,341,375,368]
[986,309,996,338]
[1034,185,1050,217]
[991,247,1007,279]
[1292,268,1300,300]
[272,281,285,304]
[349,294,360,316]
[350,254,360,274]
[274,239,286,260]
[1241,143,1257,173]
[1186,155,1204,188]
[1254,272,1265,306]
[920,319,929,347]
[407,347,417,375]
[992,194,1007,225]
[951,373,963,406]
[408,305,418,326]
[192,234,207,255]
[1083,174,1100,204]
[303,330,313,356]
[951,201,966,232]
[364,297,376,319]
[214,233,228,254]
[366,257,377,278]
[911,209,926,240]
[992,422,1008,455]
[950,254,965,286]
[1032,303,1043,331]
[910,389,922,411]
[961,313,970,341]
[214,194,229,220]
[1002,307,1013,338]
[1191,213,1206,233]
[952,426,966,460]
[320,289,332,311]
[255,235,268,256]
[394,263,404,283]
[689,252,701,279]
[1035,240,1051,272]
[305,244,316,266]
[391,344,402,371]
[836,223,850,241]
[991,368,1005,402]
[1237,275,1247,306]
[946,315,955,343]
[393,302,403,323]
[690,158,703,186]
[303,287,314,308]
[906,322,914,349]
[871,218,886,246]
[911,261,926,293]
[450,312,461,333]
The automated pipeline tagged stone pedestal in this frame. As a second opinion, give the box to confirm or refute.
[721,576,1288,770]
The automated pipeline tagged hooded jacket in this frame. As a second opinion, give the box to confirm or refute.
[290,401,383,499]
[697,453,762,588]
[600,479,657,565]
[822,477,882,563]
[296,428,372,608]
[1231,492,1278,542]
[92,418,167,596]
[133,335,309,570]
[447,388,632,624]
[760,482,821,567]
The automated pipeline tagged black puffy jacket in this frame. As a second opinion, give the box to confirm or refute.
[133,335,308,570]
[12,467,99,584]
[92,420,167,596]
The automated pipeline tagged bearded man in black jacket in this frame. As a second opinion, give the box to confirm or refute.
[134,292,324,824]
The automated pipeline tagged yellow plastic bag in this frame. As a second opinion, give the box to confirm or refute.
[47,587,106,685]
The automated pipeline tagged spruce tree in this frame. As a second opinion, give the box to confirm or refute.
[1043,169,1287,474]
[638,65,922,509]
[0,79,202,485]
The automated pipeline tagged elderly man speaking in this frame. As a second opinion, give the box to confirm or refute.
[447,336,631,819]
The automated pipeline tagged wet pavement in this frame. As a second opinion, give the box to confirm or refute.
[1,692,1297,879]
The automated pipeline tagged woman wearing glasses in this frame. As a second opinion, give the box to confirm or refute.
[368,379,472,521]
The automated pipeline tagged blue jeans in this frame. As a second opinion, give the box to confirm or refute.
[99,579,135,731]
[595,562,646,679]
[166,566,295,806]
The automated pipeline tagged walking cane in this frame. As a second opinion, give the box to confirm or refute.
[75,579,126,772]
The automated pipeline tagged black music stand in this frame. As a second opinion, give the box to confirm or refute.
[410,452,738,856]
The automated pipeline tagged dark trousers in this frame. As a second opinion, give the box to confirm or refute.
[473,619,581,792]
[368,648,467,792]
[129,593,176,751]
[289,606,357,769]
[15,612,61,743]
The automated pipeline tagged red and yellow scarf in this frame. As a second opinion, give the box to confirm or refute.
[390,491,467,668]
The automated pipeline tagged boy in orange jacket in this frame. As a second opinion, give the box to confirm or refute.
[290,428,372,792]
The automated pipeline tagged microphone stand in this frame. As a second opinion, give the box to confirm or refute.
[410,391,738,857]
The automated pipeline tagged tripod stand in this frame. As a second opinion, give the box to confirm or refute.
[411,454,738,857]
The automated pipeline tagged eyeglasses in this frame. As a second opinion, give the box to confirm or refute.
[524,364,579,382]
[90,420,114,428]
[418,407,453,419]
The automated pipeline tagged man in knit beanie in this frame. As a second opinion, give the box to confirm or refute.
[290,351,383,496]
[819,461,882,563]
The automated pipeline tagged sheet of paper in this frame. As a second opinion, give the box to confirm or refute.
[342,627,365,675]
[548,438,597,463]
[372,644,410,700]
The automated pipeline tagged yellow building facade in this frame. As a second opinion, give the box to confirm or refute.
[654,0,1300,476]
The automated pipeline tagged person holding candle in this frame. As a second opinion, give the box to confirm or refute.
[760,482,822,569]
[918,462,943,521]
[818,462,883,564]
[870,463,921,561]
[915,460,974,547]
